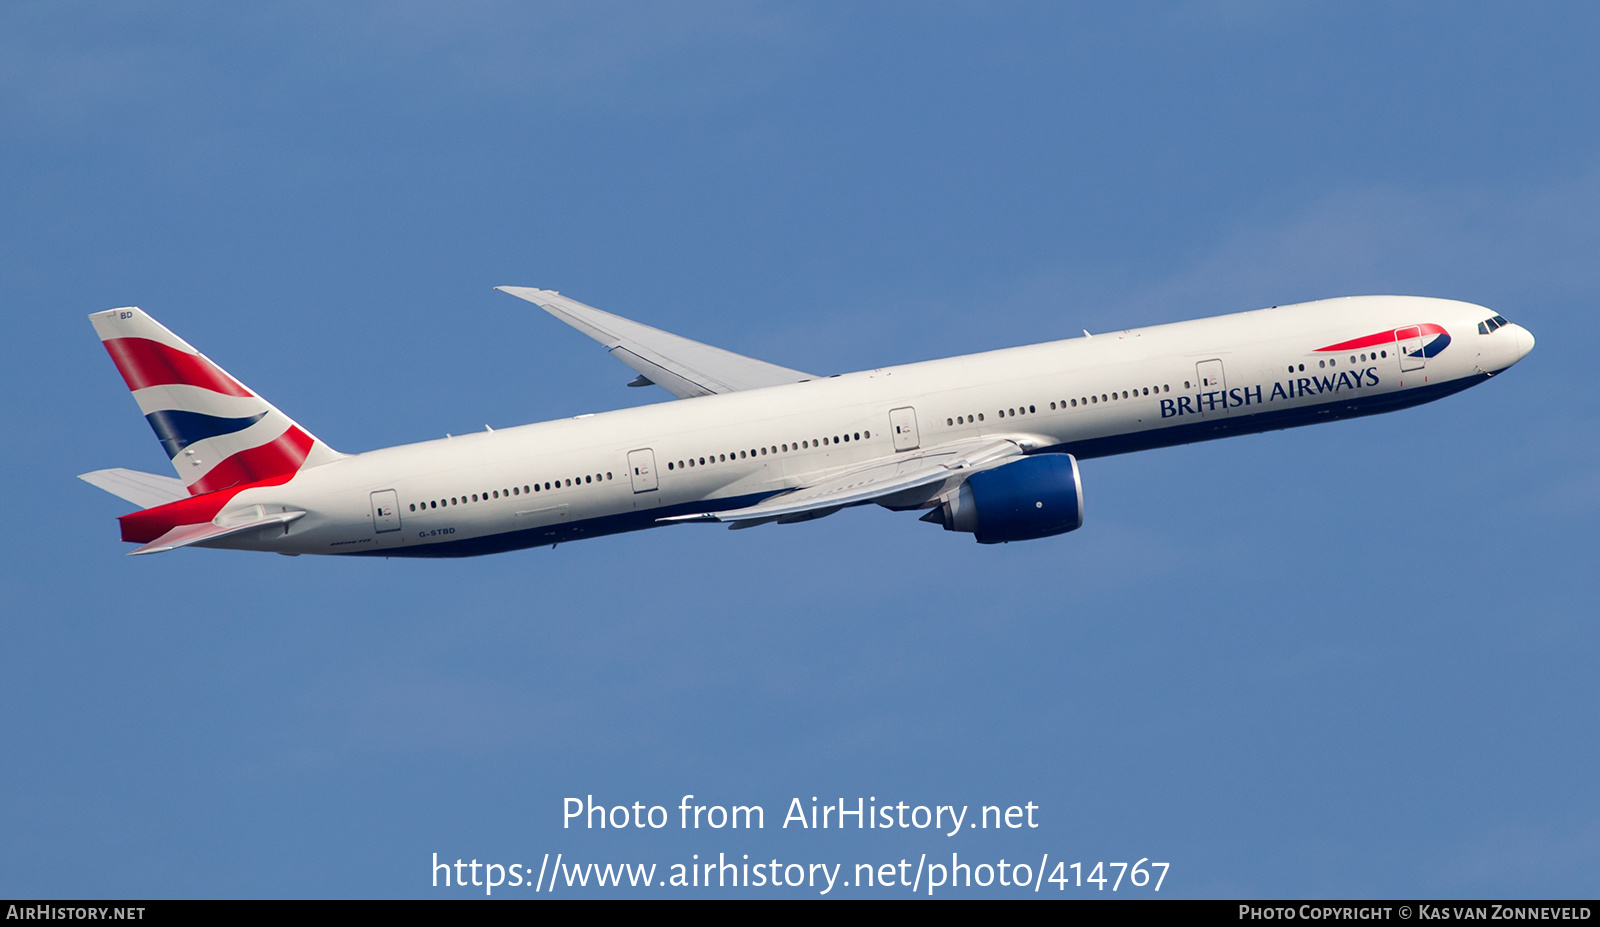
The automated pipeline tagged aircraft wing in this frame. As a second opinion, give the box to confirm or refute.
[496,286,817,398]
[128,510,306,556]
[660,437,1026,527]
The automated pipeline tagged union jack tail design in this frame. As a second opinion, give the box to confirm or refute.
[89,307,342,495]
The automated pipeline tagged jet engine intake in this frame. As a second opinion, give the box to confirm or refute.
[925,453,1084,543]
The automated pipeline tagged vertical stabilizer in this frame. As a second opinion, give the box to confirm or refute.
[89,307,342,494]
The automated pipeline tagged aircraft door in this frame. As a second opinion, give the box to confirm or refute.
[889,407,920,451]
[627,448,659,493]
[1195,359,1228,417]
[370,489,401,533]
[1396,326,1426,371]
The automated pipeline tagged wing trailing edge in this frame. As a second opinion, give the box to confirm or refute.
[660,437,1029,527]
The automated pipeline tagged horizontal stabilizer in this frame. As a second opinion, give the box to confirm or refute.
[129,510,304,556]
[661,437,1025,526]
[79,468,189,509]
[496,286,817,398]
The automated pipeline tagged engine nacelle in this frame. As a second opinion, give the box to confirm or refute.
[927,453,1084,543]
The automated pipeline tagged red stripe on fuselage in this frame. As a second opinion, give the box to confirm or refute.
[102,337,253,396]
[1316,323,1447,352]
[186,426,315,495]
[118,470,297,543]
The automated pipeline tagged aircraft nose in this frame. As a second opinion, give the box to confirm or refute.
[1515,324,1535,360]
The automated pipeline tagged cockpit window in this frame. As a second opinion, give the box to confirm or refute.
[1478,314,1509,335]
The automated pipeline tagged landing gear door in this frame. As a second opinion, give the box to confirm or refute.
[1195,359,1228,418]
[1396,326,1426,371]
[627,448,658,493]
[370,489,401,533]
[889,407,920,451]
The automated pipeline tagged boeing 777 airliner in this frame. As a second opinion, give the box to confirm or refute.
[81,289,1533,556]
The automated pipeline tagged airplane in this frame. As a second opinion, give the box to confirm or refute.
[80,289,1534,557]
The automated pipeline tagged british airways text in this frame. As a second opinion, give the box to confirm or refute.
[1161,367,1381,419]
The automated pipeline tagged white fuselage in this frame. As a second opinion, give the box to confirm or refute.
[213,295,1532,557]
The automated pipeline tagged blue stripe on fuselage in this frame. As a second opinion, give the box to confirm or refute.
[145,409,268,458]
[1051,372,1488,460]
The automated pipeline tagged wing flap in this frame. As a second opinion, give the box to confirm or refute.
[661,437,1025,526]
[496,286,816,398]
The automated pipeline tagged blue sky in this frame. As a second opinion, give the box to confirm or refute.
[3,2,1597,898]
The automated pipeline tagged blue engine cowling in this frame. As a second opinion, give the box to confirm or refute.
[928,453,1084,543]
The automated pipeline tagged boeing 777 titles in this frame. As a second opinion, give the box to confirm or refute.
[81,288,1533,556]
